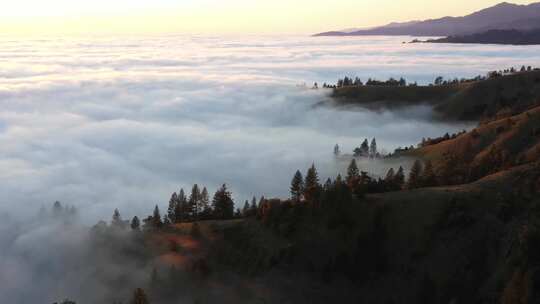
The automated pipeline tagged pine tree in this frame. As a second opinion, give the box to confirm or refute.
[334,144,341,157]
[112,209,123,227]
[163,214,170,227]
[199,187,211,219]
[407,160,423,189]
[361,139,370,156]
[152,205,163,229]
[131,216,141,231]
[422,160,437,187]
[290,170,304,202]
[370,138,377,157]
[174,189,187,223]
[242,200,250,216]
[188,184,201,220]
[212,184,234,219]
[394,166,405,189]
[167,192,177,223]
[385,168,395,181]
[250,196,258,215]
[346,159,360,186]
[304,163,320,203]
[130,288,149,304]
[53,201,63,217]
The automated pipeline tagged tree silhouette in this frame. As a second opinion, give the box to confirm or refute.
[212,184,234,219]
[334,144,341,157]
[167,192,177,223]
[199,187,211,219]
[130,288,149,304]
[188,184,201,220]
[304,163,320,203]
[174,189,187,223]
[422,160,437,187]
[131,216,140,231]
[370,138,377,157]
[242,200,250,216]
[111,209,123,227]
[152,205,163,229]
[407,160,423,189]
[346,159,360,187]
[394,166,405,189]
[290,170,304,202]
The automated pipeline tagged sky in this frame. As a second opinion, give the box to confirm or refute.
[0,0,538,35]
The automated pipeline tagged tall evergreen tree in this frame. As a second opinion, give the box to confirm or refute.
[385,168,395,181]
[407,160,423,189]
[304,163,320,203]
[212,184,234,219]
[361,139,370,156]
[152,205,163,229]
[422,160,437,187]
[370,138,378,157]
[131,216,140,231]
[188,184,201,220]
[111,209,123,227]
[334,144,341,157]
[130,288,149,304]
[167,192,177,223]
[249,196,258,215]
[199,187,211,219]
[174,189,187,223]
[394,166,405,189]
[242,200,250,216]
[346,159,360,186]
[290,170,304,202]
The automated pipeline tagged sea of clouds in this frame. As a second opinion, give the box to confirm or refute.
[1,34,540,303]
[1,35,539,221]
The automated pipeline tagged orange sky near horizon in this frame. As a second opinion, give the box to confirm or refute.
[1,0,538,35]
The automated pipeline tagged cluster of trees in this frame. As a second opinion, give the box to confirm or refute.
[419,130,467,147]
[320,66,539,90]
[287,158,437,208]
[107,184,236,233]
[432,66,538,86]
[322,76,412,89]
[353,138,379,158]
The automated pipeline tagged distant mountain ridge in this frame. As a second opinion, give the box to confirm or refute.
[315,2,540,37]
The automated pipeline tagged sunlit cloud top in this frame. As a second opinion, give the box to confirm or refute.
[1,0,539,34]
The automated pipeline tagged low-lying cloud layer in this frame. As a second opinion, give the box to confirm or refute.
[2,35,531,221]
[1,34,539,302]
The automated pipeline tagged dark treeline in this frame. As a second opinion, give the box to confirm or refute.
[319,65,538,89]
[419,130,467,148]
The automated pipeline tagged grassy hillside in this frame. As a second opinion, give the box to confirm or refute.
[330,70,540,121]
[406,105,540,182]
[162,162,539,303]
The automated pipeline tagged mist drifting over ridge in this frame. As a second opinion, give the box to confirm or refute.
[1,35,538,221]
[1,34,540,303]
